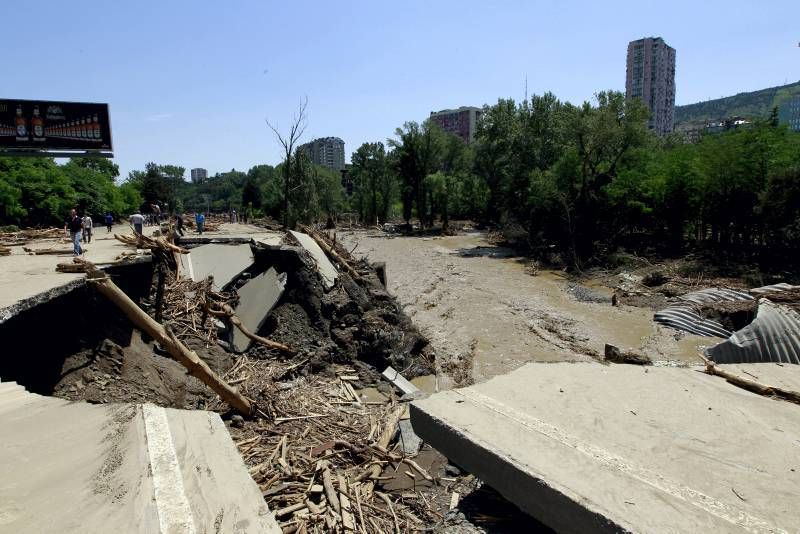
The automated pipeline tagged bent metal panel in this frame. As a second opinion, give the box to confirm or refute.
[0,98,112,152]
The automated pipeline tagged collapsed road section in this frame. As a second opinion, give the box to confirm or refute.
[0,380,278,533]
[0,222,449,532]
[410,361,800,533]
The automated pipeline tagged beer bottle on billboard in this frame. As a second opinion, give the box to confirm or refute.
[80,118,87,138]
[15,105,27,137]
[32,106,44,138]
[93,114,101,139]
[70,121,76,138]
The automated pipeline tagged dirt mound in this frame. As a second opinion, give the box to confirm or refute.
[53,332,234,408]
[254,243,434,378]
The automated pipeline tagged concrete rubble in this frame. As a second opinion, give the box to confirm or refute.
[411,362,800,533]
[0,380,279,533]
[382,365,420,396]
[231,267,286,352]
[289,230,338,289]
[178,243,254,289]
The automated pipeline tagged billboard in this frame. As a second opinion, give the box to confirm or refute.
[0,98,112,152]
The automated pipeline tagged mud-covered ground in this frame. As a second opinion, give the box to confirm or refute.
[342,231,714,389]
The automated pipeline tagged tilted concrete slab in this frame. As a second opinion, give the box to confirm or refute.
[411,363,800,533]
[231,267,286,352]
[289,231,337,289]
[0,382,278,533]
[179,243,253,289]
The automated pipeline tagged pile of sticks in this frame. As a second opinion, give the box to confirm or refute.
[300,225,366,283]
[216,358,442,532]
[115,232,188,254]
[160,276,225,344]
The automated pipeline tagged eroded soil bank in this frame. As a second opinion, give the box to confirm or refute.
[342,231,712,389]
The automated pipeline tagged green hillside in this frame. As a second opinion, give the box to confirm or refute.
[675,80,800,124]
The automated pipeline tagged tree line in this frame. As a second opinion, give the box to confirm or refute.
[349,91,800,269]
[2,89,798,270]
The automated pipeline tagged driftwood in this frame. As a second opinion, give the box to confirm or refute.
[84,262,253,416]
[702,356,800,405]
[56,261,89,273]
[300,225,362,282]
[115,232,189,254]
[0,246,10,256]
[25,247,80,255]
[207,302,296,355]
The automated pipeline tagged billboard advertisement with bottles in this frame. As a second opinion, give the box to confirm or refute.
[0,99,112,152]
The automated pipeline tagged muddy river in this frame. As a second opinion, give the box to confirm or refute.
[343,231,713,389]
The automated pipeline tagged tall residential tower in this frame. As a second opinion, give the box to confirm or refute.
[298,137,346,171]
[429,106,483,144]
[625,37,676,135]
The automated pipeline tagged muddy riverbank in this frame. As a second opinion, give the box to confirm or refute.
[342,230,714,389]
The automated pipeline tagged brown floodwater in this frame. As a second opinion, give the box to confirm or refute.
[343,231,714,389]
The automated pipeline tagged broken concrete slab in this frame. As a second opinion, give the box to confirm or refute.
[411,362,800,533]
[178,243,253,289]
[0,382,279,533]
[231,267,287,352]
[397,418,423,455]
[289,230,337,289]
[382,366,420,396]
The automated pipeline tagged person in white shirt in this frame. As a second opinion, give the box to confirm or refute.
[82,214,93,243]
[130,212,144,235]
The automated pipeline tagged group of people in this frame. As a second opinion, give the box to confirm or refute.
[65,204,233,256]
[64,210,115,256]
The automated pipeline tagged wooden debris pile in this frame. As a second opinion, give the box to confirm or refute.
[114,232,188,254]
[215,359,444,532]
[0,227,63,246]
[300,225,369,283]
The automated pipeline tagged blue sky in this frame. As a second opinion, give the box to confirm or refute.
[3,0,798,180]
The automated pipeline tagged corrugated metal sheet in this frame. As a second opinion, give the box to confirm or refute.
[750,283,800,296]
[706,299,800,365]
[654,287,753,338]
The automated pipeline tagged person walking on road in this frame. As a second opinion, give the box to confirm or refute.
[64,209,83,256]
[175,214,185,236]
[82,213,93,244]
[130,212,144,235]
[195,212,205,234]
[105,212,114,233]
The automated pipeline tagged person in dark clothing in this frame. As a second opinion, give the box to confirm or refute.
[105,213,114,232]
[64,209,83,256]
[175,214,185,236]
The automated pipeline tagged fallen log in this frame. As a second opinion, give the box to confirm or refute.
[85,264,253,416]
[702,356,800,405]
[56,262,88,273]
[24,247,79,255]
[300,225,362,282]
[212,302,296,356]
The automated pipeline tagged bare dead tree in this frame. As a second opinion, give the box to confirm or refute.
[266,97,308,229]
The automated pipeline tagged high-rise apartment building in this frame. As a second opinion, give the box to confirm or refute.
[626,37,676,135]
[779,95,800,132]
[190,168,208,183]
[298,137,346,170]
[429,106,483,143]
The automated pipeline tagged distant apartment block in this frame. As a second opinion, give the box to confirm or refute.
[626,37,676,135]
[429,106,483,143]
[779,95,800,132]
[190,168,208,183]
[298,137,346,170]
